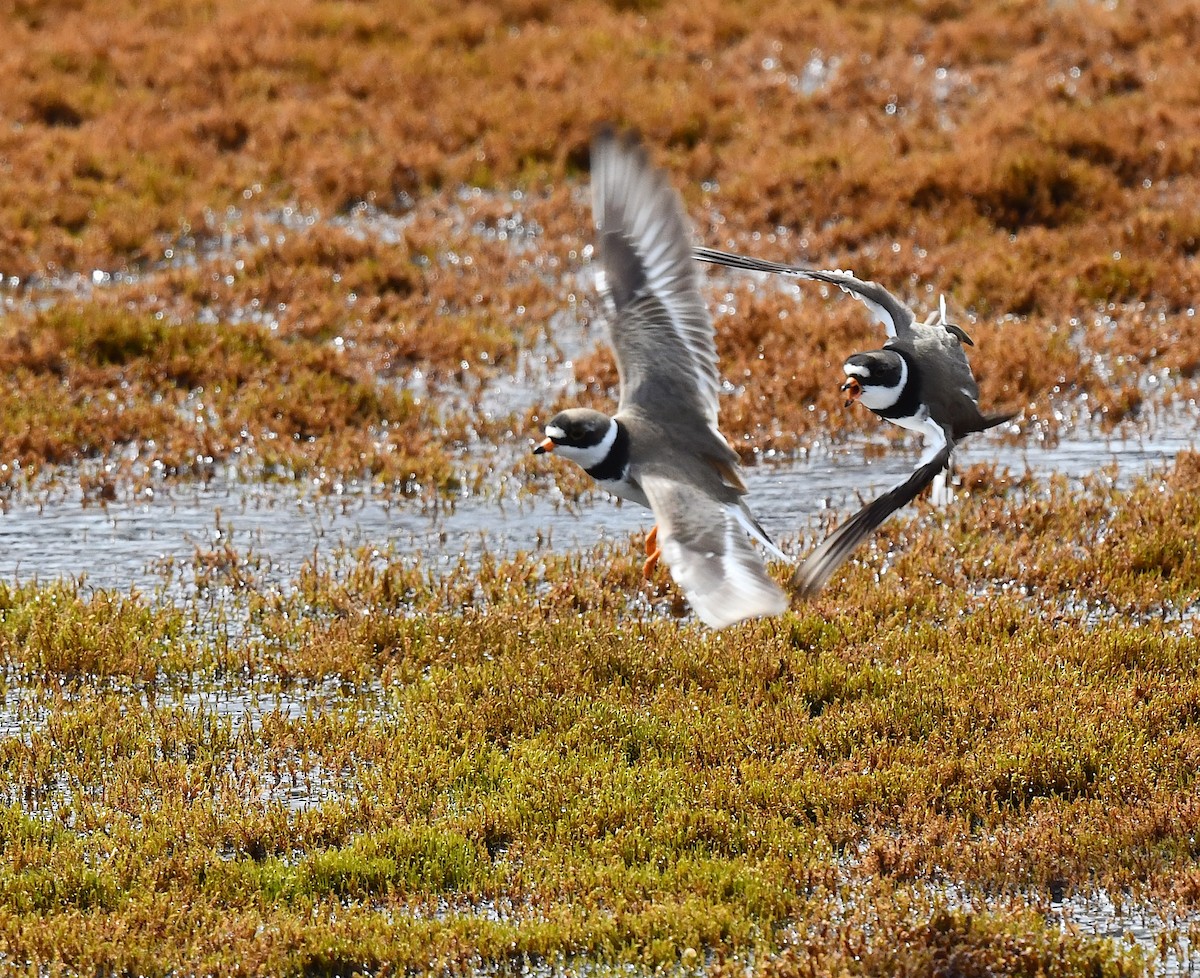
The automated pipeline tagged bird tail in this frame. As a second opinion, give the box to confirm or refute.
[977,410,1019,432]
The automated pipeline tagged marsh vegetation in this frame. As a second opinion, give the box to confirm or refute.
[0,0,1199,973]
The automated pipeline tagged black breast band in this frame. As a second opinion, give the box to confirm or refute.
[586,421,631,482]
[875,350,924,421]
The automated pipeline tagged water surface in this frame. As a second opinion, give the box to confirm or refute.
[0,422,1192,594]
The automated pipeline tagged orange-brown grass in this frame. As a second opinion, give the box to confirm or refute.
[0,4,1197,971]
[844,450,1200,617]
[0,302,457,489]
[0,0,1198,487]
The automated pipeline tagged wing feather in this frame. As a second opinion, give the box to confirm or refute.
[642,474,787,629]
[592,131,720,426]
[791,442,953,598]
[694,245,918,338]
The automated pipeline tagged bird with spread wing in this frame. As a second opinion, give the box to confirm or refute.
[695,245,1017,597]
[532,136,789,628]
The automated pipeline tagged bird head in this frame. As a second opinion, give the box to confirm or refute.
[533,409,617,468]
[841,351,908,411]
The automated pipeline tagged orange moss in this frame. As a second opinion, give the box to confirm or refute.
[0,0,1196,480]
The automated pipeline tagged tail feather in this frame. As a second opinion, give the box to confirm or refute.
[735,503,792,565]
[977,410,1019,433]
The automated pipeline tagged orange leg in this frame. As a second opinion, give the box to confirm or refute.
[642,525,661,579]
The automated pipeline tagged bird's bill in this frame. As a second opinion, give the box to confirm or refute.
[840,377,863,408]
[533,437,555,455]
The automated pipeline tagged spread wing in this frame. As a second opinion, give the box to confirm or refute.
[694,245,917,339]
[791,440,953,599]
[641,473,787,629]
[592,131,719,426]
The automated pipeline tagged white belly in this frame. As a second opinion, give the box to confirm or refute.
[884,411,949,466]
[598,476,650,510]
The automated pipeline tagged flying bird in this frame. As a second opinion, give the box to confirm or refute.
[533,134,788,629]
[694,245,1016,597]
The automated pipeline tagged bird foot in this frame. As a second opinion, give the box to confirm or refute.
[642,525,661,579]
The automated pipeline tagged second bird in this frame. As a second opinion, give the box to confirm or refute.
[695,246,1016,597]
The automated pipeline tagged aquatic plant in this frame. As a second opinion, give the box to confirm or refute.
[0,0,1195,488]
[1,457,1198,972]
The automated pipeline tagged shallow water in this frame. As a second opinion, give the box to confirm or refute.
[974,887,1200,976]
[0,424,1195,963]
[2,188,1194,599]
[0,421,1192,595]
[1051,891,1200,976]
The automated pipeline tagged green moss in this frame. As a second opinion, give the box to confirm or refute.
[0,0,1197,971]
[0,581,192,679]
[0,457,1195,971]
